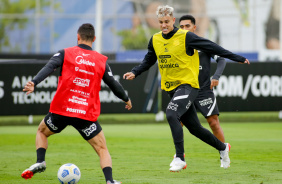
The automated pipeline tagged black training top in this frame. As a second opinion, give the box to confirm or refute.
[198,51,226,90]
[131,26,245,78]
[32,44,129,102]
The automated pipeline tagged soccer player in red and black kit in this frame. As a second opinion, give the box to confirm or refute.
[178,14,227,167]
[21,23,131,184]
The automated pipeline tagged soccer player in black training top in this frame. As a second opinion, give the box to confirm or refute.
[178,14,227,167]
[123,5,250,172]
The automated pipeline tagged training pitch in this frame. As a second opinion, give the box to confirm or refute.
[0,121,282,184]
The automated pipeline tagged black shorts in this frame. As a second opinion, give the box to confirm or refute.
[44,112,102,140]
[166,84,199,116]
[194,89,219,118]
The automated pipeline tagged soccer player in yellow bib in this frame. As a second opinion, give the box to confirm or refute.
[123,5,250,172]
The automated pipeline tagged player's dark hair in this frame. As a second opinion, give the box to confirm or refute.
[77,23,95,41]
[179,15,196,25]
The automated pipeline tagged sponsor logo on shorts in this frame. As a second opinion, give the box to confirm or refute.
[165,81,181,89]
[186,100,192,109]
[82,123,97,137]
[167,102,178,111]
[46,117,58,130]
[66,108,86,114]
[199,98,213,107]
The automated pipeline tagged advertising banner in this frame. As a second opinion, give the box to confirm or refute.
[0,62,157,115]
[162,62,282,112]
[0,62,281,115]
[212,62,282,111]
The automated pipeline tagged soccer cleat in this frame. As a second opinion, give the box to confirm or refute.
[21,161,46,179]
[170,153,185,167]
[169,157,187,172]
[220,158,223,168]
[220,143,231,169]
[107,180,122,184]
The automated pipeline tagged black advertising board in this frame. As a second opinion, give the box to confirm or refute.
[212,62,282,111]
[0,61,281,115]
[0,63,59,115]
[0,62,157,115]
[162,62,282,112]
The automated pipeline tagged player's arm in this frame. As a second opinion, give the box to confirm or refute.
[210,55,226,89]
[185,32,250,64]
[123,37,157,80]
[23,50,64,95]
[103,64,132,110]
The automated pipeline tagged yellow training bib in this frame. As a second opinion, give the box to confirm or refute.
[153,29,200,91]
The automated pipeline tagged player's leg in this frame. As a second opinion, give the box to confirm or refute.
[87,130,112,168]
[21,112,66,179]
[206,114,225,143]
[166,84,198,171]
[75,119,119,184]
[181,105,225,150]
[181,106,230,168]
[194,90,225,143]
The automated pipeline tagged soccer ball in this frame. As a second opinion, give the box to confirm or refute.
[57,163,81,184]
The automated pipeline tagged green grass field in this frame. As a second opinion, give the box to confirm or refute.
[1,120,282,184]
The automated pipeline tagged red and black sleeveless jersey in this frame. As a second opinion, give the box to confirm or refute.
[50,46,107,121]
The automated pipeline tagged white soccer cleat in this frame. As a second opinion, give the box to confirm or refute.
[170,153,185,167]
[21,161,46,179]
[107,180,122,184]
[220,143,231,169]
[170,157,176,167]
[169,157,187,172]
[220,158,223,168]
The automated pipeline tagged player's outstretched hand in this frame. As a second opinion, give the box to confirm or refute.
[123,72,135,80]
[210,79,219,89]
[244,59,250,64]
[23,81,35,95]
[125,99,132,110]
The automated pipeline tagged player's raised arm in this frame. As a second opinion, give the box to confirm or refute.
[186,31,249,64]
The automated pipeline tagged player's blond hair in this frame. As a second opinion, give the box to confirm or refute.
[156,5,174,18]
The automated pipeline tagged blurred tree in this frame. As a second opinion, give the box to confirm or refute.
[0,0,60,52]
[117,25,159,50]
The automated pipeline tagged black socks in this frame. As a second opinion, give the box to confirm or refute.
[36,147,46,163]
[103,167,114,183]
